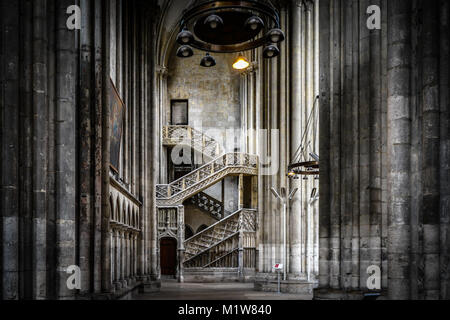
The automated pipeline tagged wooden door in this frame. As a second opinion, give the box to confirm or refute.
[160,238,177,275]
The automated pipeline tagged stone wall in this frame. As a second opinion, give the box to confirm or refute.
[0,0,158,300]
[318,0,450,300]
[167,49,241,211]
[167,52,241,153]
[184,204,218,235]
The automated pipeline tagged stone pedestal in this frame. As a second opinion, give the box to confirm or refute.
[313,289,387,301]
[254,273,315,295]
[140,280,161,294]
[254,278,314,295]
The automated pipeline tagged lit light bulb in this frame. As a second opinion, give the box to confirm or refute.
[232,56,250,70]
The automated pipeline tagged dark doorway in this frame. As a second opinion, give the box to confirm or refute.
[171,100,188,125]
[160,238,177,276]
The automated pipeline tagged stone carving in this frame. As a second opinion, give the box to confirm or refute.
[163,125,222,160]
[156,152,258,206]
[183,209,256,269]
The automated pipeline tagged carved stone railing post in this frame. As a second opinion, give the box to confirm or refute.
[163,125,222,162]
[177,205,185,283]
[182,209,257,269]
[156,153,258,206]
[238,211,244,280]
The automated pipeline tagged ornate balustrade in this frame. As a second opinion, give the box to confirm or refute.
[162,125,222,160]
[156,153,258,206]
[183,209,257,270]
[188,192,225,220]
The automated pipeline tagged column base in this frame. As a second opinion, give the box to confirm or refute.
[254,273,315,295]
[140,279,161,293]
[313,288,387,300]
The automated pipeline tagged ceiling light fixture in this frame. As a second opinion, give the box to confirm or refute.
[245,16,264,32]
[176,45,194,58]
[204,14,224,30]
[232,56,250,70]
[263,44,280,59]
[267,28,285,43]
[200,53,216,67]
[175,1,285,67]
[176,28,194,45]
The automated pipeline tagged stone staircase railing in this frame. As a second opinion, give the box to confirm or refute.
[163,125,222,160]
[183,208,257,269]
[156,153,258,206]
[188,192,228,220]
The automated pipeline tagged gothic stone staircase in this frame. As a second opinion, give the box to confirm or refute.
[156,152,258,207]
[158,126,258,273]
[163,125,222,161]
[188,191,229,220]
[183,208,257,269]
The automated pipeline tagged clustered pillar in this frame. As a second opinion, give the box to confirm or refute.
[0,0,158,300]
[318,0,450,300]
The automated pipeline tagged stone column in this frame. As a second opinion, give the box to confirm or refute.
[0,0,20,301]
[114,230,119,285]
[120,230,125,285]
[422,0,441,300]
[55,0,78,300]
[387,0,412,300]
[238,174,244,209]
[289,0,304,276]
[318,0,331,289]
[177,205,185,282]
[238,212,244,281]
[101,0,112,293]
[79,0,94,296]
[439,0,450,301]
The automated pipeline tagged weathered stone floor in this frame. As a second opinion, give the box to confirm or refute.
[134,280,312,300]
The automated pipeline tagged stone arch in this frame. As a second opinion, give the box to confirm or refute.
[135,209,139,229]
[185,224,194,240]
[127,205,131,226]
[110,195,115,221]
[116,197,121,223]
[196,224,208,234]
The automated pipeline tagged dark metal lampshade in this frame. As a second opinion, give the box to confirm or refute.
[267,28,285,43]
[244,16,264,32]
[200,53,216,67]
[176,29,194,45]
[176,45,194,58]
[263,44,280,59]
[204,14,224,30]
